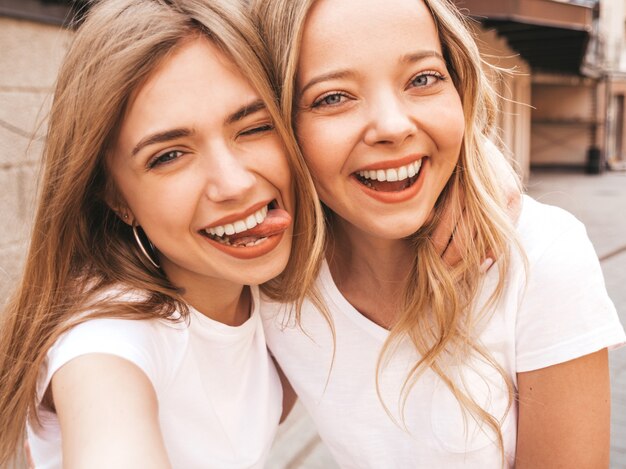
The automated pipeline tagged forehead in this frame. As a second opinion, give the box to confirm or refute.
[300,0,441,66]
[118,37,259,143]
[131,37,254,115]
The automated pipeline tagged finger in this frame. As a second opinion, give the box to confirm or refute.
[480,255,495,273]
[441,206,471,267]
[431,180,463,258]
[505,190,522,225]
[430,207,458,256]
[484,138,522,224]
[477,190,520,274]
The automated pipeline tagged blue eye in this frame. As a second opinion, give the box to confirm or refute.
[311,92,348,108]
[147,150,183,169]
[409,72,444,89]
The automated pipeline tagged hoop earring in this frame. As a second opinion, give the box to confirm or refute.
[132,222,160,269]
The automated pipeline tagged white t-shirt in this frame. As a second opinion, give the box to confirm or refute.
[261,196,626,468]
[27,285,282,469]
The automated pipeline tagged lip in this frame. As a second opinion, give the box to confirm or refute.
[356,154,424,172]
[351,157,428,203]
[200,199,273,231]
[201,230,287,260]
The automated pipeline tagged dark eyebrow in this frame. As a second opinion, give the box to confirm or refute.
[299,70,357,97]
[400,50,445,64]
[131,128,194,157]
[130,99,267,157]
[226,99,267,125]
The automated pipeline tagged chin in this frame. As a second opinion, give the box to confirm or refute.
[240,268,285,286]
[243,253,291,286]
[364,215,430,240]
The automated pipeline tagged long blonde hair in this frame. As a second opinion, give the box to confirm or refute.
[0,0,324,464]
[251,0,522,457]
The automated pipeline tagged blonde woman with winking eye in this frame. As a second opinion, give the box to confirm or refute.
[252,0,626,467]
[0,0,329,467]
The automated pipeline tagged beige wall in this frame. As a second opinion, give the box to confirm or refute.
[599,0,626,72]
[0,16,72,302]
[598,0,626,166]
[475,27,532,182]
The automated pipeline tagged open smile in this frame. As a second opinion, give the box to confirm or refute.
[352,157,425,201]
[354,158,422,192]
[199,200,292,259]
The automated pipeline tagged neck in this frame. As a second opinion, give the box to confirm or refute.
[327,218,414,328]
[161,260,251,327]
[329,218,414,283]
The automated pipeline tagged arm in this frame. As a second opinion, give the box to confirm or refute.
[515,348,610,469]
[52,353,171,469]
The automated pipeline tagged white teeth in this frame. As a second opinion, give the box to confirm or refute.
[244,238,266,247]
[386,169,398,181]
[358,159,422,182]
[245,214,257,230]
[233,220,246,233]
[204,205,269,239]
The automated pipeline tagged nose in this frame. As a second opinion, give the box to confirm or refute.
[203,144,256,202]
[363,89,417,147]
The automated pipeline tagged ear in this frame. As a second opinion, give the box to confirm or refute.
[104,183,134,226]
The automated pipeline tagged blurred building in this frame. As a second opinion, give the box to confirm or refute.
[459,0,626,179]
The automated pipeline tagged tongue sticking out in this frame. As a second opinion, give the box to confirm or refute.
[228,208,292,246]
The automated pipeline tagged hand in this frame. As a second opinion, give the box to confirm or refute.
[432,139,521,270]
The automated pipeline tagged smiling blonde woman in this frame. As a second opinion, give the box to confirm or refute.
[253,0,626,467]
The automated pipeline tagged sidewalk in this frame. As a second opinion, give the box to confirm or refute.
[268,170,626,468]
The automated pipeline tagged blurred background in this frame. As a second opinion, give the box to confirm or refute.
[0,0,625,467]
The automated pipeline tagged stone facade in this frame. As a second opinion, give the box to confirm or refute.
[0,16,72,303]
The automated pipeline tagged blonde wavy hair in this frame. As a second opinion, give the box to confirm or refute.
[0,0,325,464]
[251,0,523,459]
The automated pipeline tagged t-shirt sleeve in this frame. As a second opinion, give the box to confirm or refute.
[515,210,626,372]
[37,318,169,404]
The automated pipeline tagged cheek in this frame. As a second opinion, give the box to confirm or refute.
[128,176,199,232]
[296,117,348,181]
[263,142,293,190]
[443,97,466,148]
[302,149,332,183]
[426,95,465,144]
[301,149,344,209]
